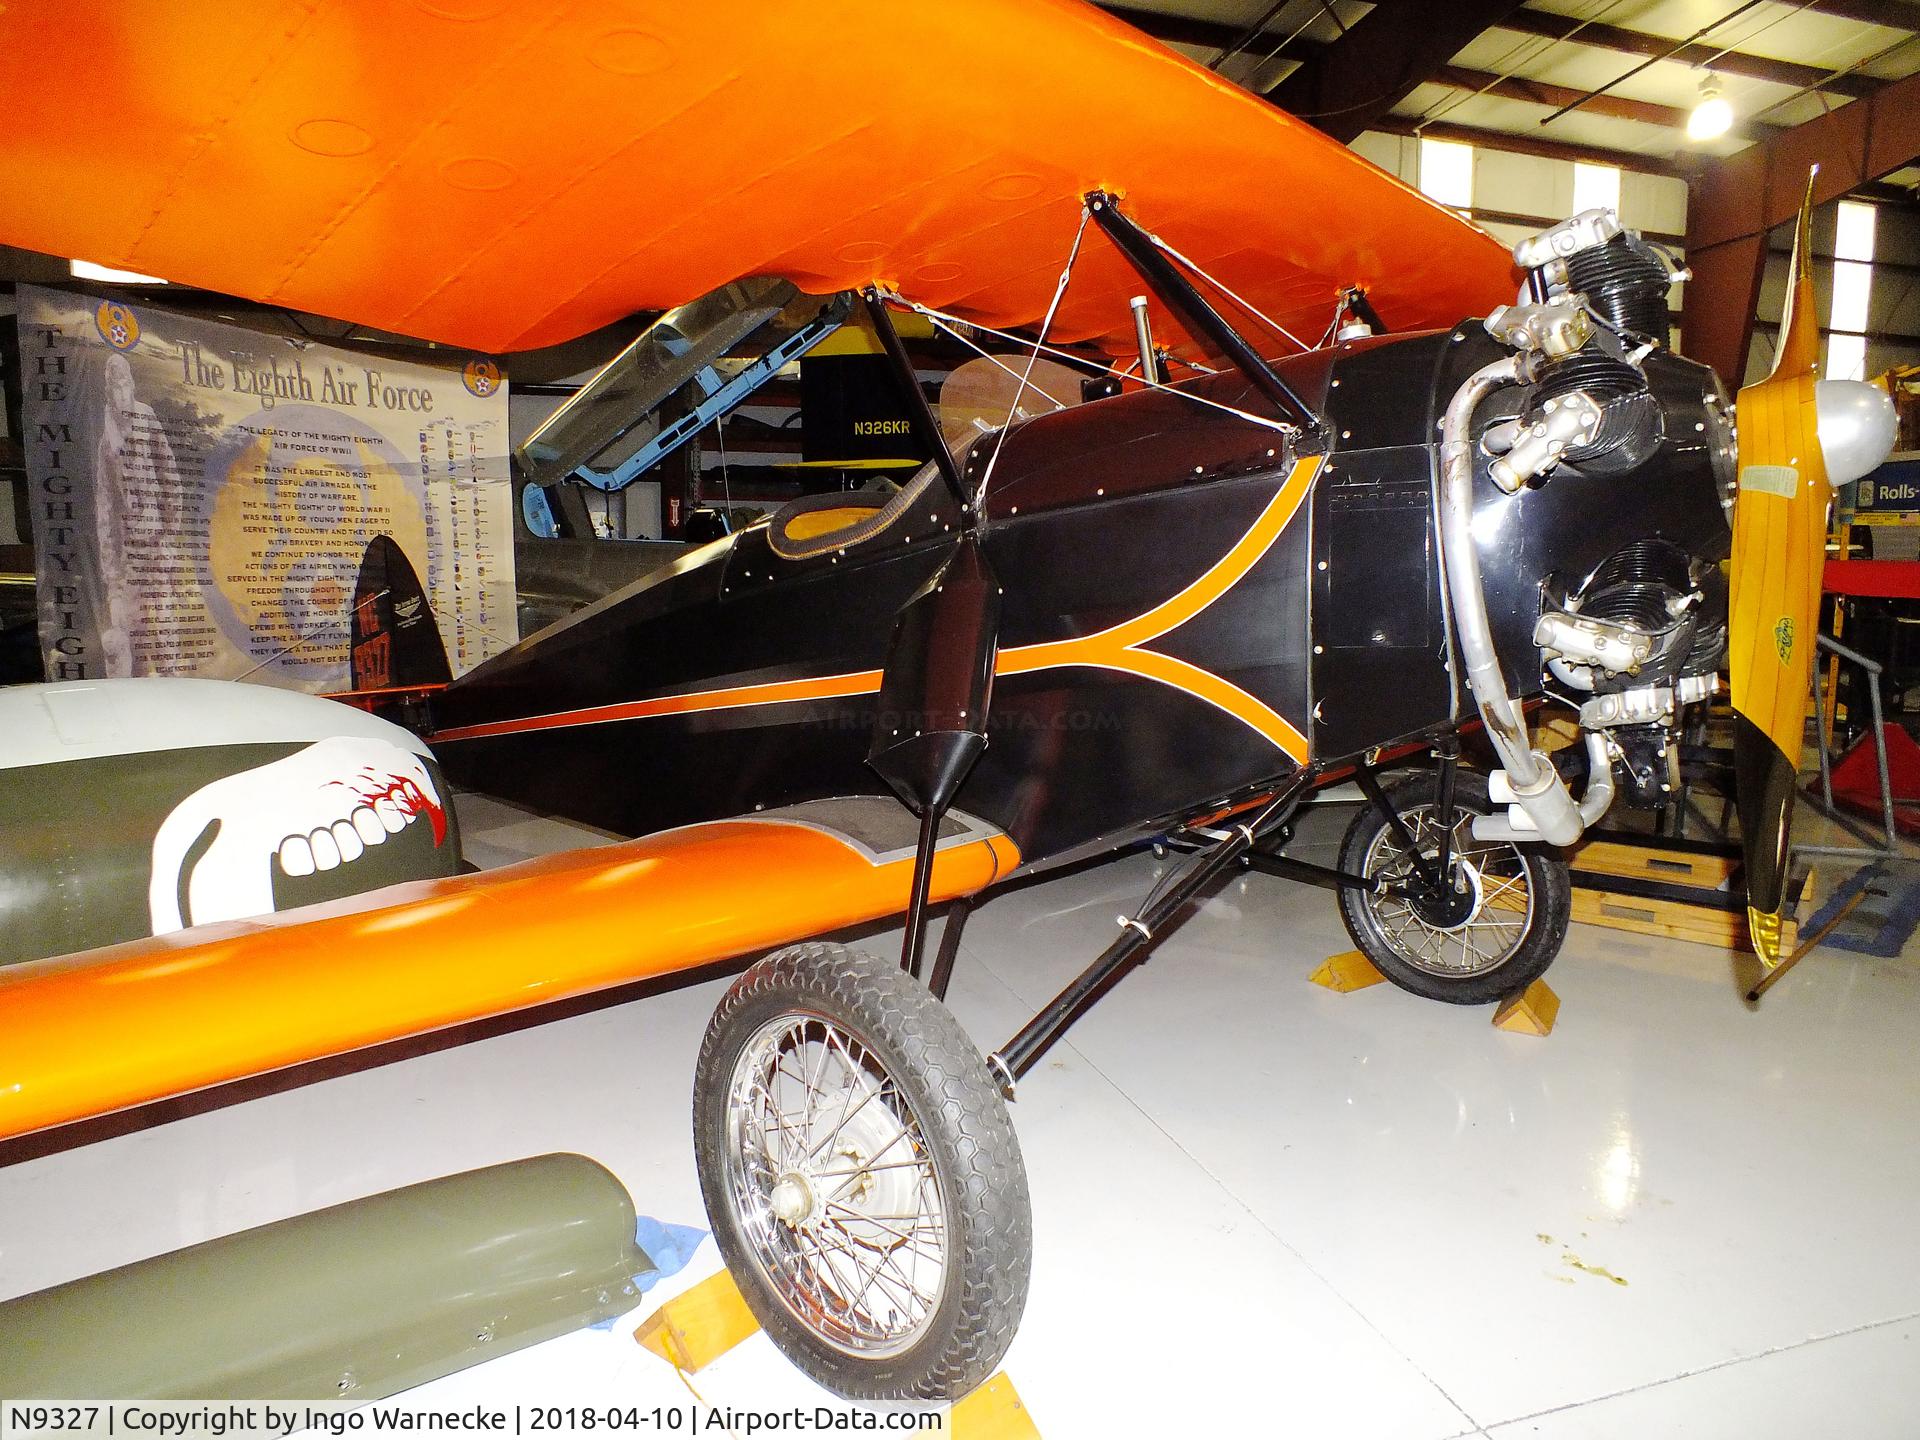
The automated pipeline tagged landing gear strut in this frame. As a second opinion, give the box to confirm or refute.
[986,779,1309,1092]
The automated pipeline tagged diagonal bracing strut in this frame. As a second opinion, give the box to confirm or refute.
[985,777,1311,1096]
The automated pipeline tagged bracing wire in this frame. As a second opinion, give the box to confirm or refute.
[1169,353,1221,375]
[1136,229,1313,353]
[902,297,1297,435]
[949,336,1075,412]
[970,207,1091,505]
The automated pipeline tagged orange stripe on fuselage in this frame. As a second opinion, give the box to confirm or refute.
[428,668,887,743]
[431,456,1322,757]
[994,455,1320,760]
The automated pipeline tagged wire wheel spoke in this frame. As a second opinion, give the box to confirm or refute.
[1360,797,1535,978]
[726,1010,949,1358]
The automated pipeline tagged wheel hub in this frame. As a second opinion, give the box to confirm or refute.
[769,1172,816,1227]
[759,1080,923,1248]
[1402,857,1482,930]
[807,1097,921,1246]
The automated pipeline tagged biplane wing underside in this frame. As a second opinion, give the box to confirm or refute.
[0,0,1514,359]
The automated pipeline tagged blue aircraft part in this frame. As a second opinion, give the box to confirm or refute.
[521,483,560,537]
[575,312,842,493]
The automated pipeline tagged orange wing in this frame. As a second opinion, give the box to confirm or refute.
[0,0,1512,357]
[0,805,1017,1141]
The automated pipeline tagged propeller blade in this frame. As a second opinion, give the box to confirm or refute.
[1727,173,1827,967]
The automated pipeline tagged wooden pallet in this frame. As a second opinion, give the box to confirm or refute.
[1564,831,1811,954]
[1571,836,1739,890]
[1567,878,1809,952]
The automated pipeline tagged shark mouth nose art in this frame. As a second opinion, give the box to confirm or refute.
[147,737,447,935]
[275,771,446,876]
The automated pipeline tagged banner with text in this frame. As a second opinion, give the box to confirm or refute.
[19,285,513,690]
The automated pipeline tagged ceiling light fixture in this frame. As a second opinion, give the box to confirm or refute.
[1686,80,1733,142]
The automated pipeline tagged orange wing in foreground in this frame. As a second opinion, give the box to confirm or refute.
[0,814,1017,1142]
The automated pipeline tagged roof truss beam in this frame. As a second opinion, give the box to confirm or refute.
[1095,4,1242,54]
[1495,10,1880,100]
[1791,0,1920,31]
[1267,0,1530,142]
[1432,63,1760,139]
[1102,4,1882,104]
[1685,61,1920,382]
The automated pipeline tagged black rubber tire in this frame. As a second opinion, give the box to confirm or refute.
[1336,770,1572,1005]
[692,942,1031,1403]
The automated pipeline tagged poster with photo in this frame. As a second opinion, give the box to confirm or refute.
[18,285,512,690]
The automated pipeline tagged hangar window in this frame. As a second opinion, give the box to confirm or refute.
[1829,332,1868,386]
[1418,138,1474,217]
[1826,200,1876,383]
[1572,163,1621,219]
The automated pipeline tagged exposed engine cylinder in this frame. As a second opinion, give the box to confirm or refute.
[1449,209,1720,846]
[1499,210,1680,479]
[1563,229,1673,342]
[1526,352,1663,474]
[1539,539,1724,703]
[1482,205,1681,495]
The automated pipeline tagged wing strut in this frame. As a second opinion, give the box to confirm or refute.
[862,291,973,514]
[1086,192,1320,432]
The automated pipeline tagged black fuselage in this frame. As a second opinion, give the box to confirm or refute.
[429,325,1730,873]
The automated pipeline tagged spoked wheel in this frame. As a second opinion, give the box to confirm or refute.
[1337,770,1571,1004]
[693,943,1030,1402]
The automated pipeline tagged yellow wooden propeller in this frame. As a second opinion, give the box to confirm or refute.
[1726,175,1827,967]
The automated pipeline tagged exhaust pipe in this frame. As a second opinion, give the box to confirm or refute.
[1473,730,1616,842]
[1436,356,1590,846]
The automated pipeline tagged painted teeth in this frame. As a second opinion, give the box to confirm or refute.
[277,798,415,877]
[279,836,315,877]
[309,828,341,871]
